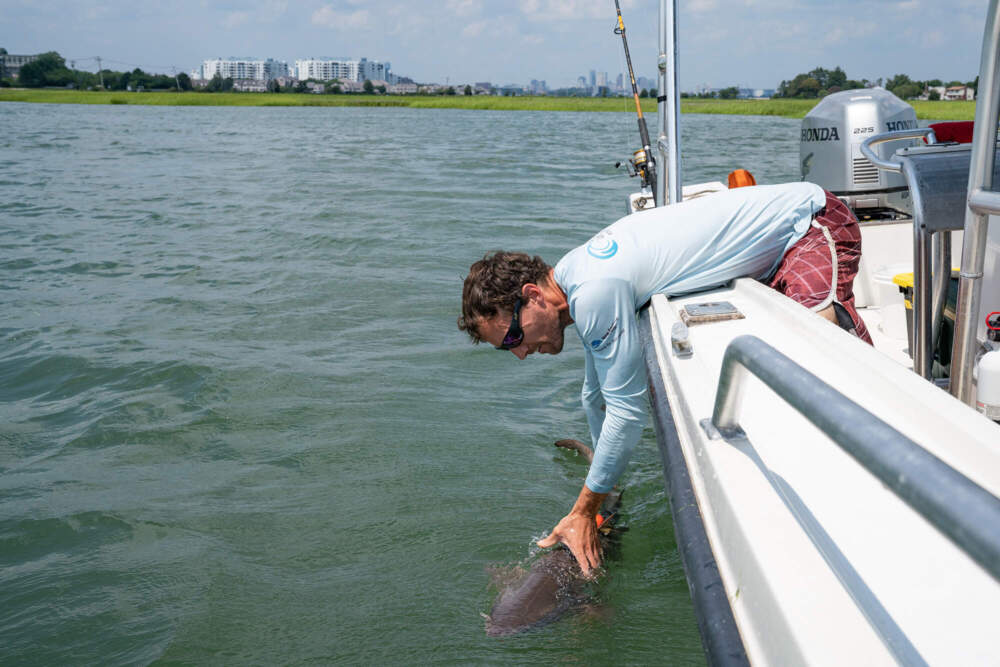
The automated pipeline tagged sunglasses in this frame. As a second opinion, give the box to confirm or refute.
[495,297,524,350]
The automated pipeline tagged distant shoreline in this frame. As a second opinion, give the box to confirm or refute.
[0,89,976,120]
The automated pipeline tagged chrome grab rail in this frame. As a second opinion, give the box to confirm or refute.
[859,128,937,173]
[952,0,1000,404]
[710,335,1000,582]
[968,187,1000,216]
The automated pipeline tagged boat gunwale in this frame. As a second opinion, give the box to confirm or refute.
[639,308,750,666]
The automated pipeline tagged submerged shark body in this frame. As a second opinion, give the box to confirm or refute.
[484,439,623,637]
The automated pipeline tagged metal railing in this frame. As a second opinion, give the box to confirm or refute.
[953,0,1000,404]
[859,128,938,173]
[860,128,945,380]
[709,335,1000,582]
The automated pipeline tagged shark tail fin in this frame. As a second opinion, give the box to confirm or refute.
[553,439,594,464]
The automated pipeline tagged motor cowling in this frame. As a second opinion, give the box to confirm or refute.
[800,88,919,218]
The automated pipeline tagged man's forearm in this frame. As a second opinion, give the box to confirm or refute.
[584,399,646,493]
[572,483,608,518]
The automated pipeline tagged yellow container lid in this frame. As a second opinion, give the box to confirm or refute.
[893,272,914,288]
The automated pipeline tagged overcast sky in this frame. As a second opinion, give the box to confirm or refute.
[1,0,990,89]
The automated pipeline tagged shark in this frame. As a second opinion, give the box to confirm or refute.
[484,439,623,637]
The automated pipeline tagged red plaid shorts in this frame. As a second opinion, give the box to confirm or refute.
[768,190,873,344]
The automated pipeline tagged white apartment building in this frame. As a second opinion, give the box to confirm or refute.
[202,58,289,81]
[294,57,391,83]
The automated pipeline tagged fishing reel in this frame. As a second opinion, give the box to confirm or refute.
[616,149,657,212]
[615,148,651,182]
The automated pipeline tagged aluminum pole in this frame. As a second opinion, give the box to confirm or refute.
[657,0,682,205]
[951,0,1000,404]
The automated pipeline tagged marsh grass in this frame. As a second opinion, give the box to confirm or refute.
[680,98,818,117]
[0,89,976,120]
[910,100,976,121]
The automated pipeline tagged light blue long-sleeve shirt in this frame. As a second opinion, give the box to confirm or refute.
[553,182,826,493]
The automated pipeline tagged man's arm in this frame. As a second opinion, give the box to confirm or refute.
[577,281,648,495]
[539,279,648,573]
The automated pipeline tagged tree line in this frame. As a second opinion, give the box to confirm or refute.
[775,66,978,100]
[681,87,741,99]
[1,52,193,91]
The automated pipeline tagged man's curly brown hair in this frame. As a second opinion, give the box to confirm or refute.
[458,251,552,343]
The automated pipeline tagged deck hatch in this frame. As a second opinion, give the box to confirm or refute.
[680,301,745,325]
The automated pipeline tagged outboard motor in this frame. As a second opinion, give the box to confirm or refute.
[800,88,919,220]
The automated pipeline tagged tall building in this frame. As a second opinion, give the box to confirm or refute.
[589,69,596,89]
[596,72,608,89]
[202,58,289,81]
[295,57,391,83]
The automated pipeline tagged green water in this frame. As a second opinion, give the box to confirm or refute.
[0,102,800,664]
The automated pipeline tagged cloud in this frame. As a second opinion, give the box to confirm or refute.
[921,29,946,48]
[824,26,846,45]
[382,4,432,36]
[222,11,250,29]
[219,1,287,29]
[457,16,518,40]
[446,0,482,17]
[518,0,634,21]
[688,0,718,12]
[259,0,289,21]
[311,5,371,30]
[81,2,114,20]
[462,20,488,38]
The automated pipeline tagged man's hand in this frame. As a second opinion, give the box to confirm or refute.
[536,484,607,576]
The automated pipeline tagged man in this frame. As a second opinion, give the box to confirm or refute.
[458,182,870,575]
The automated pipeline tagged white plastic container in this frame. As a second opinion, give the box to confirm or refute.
[871,263,911,340]
[977,348,1000,420]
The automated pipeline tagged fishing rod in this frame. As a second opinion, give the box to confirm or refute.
[614,0,657,204]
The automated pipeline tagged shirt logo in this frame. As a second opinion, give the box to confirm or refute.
[590,319,619,351]
[586,231,618,259]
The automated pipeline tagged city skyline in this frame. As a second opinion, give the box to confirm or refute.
[1,0,990,90]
